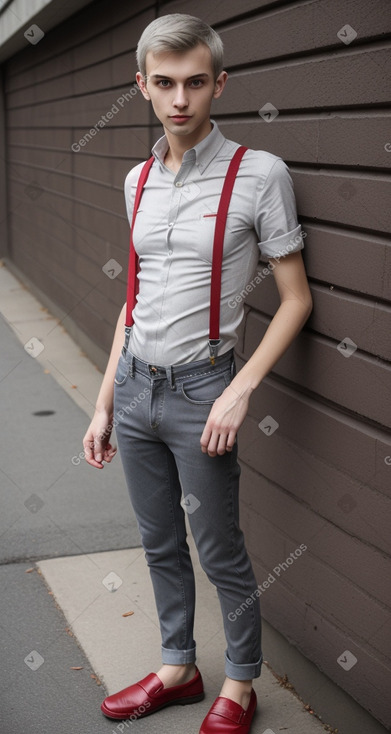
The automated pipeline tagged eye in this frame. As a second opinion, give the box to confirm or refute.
[189,79,203,88]
[157,79,171,88]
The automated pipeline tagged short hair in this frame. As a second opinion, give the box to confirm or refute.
[136,14,224,81]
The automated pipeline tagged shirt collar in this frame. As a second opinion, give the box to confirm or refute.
[152,120,225,174]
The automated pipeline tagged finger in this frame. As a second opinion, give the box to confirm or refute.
[93,438,104,464]
[84,453,104,469]
[103,444,117,463]
[206,431,220,457]
[83,440,96,460]
[84,444,93,461]
[216,431,230,456]
[225,430,236,452]
[105,446,117,458]
[83,440,103,468]
[200,426,212,454]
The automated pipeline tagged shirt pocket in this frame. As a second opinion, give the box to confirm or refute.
[198,211,248,263]
[194,213,220,263]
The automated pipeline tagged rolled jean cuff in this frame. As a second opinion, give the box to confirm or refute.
[224,652,263,680]
[161,645,197,665]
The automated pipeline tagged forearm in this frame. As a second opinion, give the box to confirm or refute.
[95,303,127,413]
[201,248,312,457]
[230,297,312,396]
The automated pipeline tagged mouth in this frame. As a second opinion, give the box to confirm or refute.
[169,115,191,122]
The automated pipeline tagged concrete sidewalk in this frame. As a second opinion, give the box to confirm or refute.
[0,261,338,734]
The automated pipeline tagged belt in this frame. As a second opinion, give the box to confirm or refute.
[122,346,234,387]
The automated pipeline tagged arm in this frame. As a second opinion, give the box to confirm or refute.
[83,303,127,468]
[200,251,312,456]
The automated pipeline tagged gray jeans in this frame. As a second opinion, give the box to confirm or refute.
[113,346,262,680]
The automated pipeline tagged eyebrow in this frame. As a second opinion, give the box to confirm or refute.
[150,73,210,81]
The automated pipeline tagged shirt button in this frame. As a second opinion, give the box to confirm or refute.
[168,249,173,256]
[168,222,173,227]
[175,182,183,187]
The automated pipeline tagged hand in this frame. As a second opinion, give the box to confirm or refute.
[200,384,250,457]
[83,409,117,469]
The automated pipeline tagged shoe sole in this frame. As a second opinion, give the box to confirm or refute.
[101,692,205,720]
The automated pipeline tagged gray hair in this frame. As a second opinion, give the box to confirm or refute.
[136,14,224,81]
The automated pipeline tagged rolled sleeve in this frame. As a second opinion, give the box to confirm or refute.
[255,157,304,260]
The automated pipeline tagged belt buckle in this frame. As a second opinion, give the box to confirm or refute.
[149,365,159,376]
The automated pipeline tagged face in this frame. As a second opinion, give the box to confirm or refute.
[136,43,227,141]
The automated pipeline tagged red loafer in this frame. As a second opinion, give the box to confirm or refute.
[199,689,257,733]
[101,666,204,720]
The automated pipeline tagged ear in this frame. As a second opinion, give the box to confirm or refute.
[136,71,151,101]
[213,71,228,100]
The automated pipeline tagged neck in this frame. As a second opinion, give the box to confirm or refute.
[163,119,213,172]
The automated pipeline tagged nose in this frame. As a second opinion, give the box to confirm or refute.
[173,84,188,109]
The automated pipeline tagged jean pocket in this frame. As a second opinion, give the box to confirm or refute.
[114,353,130,386]
[180,369,231,405]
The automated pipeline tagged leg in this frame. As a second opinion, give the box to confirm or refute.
[101,355,206,721]
[176,441,261,707]
[161,360,262,704]
[114,365,197,673]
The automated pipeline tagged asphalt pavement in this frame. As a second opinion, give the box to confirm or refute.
[0,285,141,734]
[0,310,141,562]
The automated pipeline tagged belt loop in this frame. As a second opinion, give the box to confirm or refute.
[230,353,236,378]
[129,354,135,378]
[166,365,175,390]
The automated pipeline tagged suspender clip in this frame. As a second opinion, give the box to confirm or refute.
[124,326,131,351]
[209,339,221,366]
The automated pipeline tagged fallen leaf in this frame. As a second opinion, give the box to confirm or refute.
[70,666,83,670]
[122,610,134,617]
[25,567,35,573]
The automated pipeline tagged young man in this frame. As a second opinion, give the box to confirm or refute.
[83,13,312,734]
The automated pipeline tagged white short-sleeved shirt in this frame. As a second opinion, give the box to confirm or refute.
[124,120,304,366]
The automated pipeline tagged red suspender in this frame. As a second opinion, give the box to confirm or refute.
[208,145,247,362]
[125,155,154,328]
[125,146,248,363]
